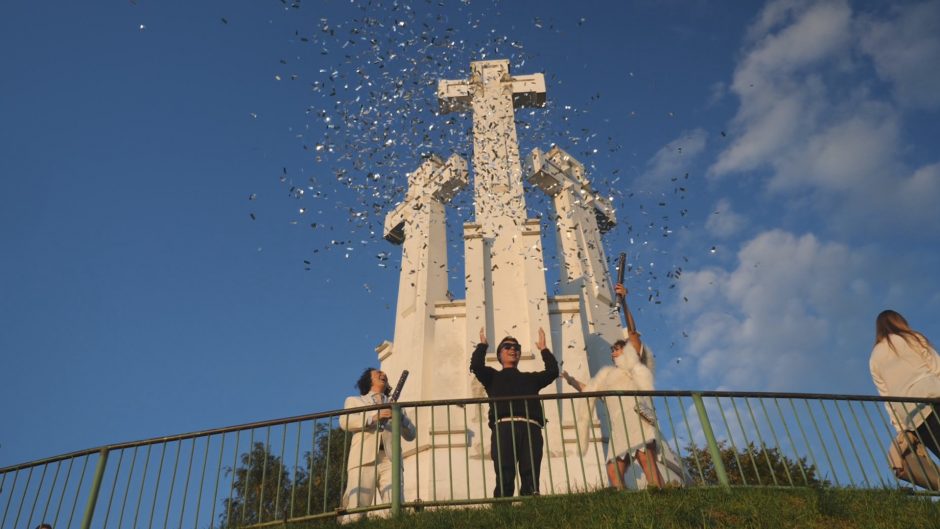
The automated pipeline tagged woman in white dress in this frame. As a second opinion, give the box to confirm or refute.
[870,310,940,460]
[561,283,665,489]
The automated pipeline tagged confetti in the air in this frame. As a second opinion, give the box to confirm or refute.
[234,0,700,350]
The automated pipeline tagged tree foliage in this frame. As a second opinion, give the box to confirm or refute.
[682,441,828,487]
[218,424,350,529]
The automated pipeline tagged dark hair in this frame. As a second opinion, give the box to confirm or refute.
[614,338,649,364]
[355,367,391,396]
[37,524,53,529]
[496,336,519,362]
[875,310,931,353]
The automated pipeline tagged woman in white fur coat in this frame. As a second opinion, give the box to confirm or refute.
[561,283,665,489]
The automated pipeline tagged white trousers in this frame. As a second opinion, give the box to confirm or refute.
[341,450,393,523]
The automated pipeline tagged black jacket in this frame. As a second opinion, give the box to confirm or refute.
[469,342,559,427]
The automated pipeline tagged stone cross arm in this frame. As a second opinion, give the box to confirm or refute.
[437,79,472,114]
[527,146,616,233]
[437,60,547,114]
[384,154,469,244]
[508,74,547,108]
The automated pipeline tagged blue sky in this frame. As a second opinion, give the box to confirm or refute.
[2,0,938,468]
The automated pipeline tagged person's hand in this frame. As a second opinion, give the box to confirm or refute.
[479,327,487,345]
[535,327,546,351]
[376,409,392,422]
[615,283,627,298]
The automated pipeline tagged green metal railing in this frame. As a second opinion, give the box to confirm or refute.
[1,391,938,529]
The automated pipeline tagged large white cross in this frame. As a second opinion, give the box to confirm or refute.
[380,153,467,405]
[527,145,624,454]
[529,145,616,298]
[529,146,616,233]
[438,60,545,232]
[383,153,468,244]
[372,60,643,501]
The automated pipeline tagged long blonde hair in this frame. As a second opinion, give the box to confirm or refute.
[875,310,932,354]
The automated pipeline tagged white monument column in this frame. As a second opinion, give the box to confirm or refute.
[528,146,621,387]
[381,154,468,402]
[377,60,634,500]
[439,60,552,378]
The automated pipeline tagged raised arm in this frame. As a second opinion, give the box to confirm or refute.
[470,328,496,386]
[628,332,644,361]
[640,343,656,373]
[615,283,645,355]
[535,328,559,387]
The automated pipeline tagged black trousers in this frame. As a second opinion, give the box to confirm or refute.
[491,421,543,497]
[916,406,940,459]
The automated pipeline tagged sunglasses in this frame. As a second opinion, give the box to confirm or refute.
[500,343,521,351]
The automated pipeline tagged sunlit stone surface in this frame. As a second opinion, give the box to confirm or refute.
[379,60,644,501]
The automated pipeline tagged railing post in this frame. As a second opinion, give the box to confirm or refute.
[692,393,730,490]
[79,448,109,529]
[390,404,402,518]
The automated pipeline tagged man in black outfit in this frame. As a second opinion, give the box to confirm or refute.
[470,327,559,497]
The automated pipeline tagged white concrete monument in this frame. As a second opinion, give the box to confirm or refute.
[379,59,632,501]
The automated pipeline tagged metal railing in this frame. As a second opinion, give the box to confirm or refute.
[2,391,938,529]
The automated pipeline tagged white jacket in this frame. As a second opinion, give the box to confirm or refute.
[870,333,940,431]
[574,342,656,457]
[339,393,417,469]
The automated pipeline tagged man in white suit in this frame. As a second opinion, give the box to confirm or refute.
[339,368,416,522]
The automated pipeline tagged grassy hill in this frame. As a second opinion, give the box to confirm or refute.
[324,487,939,529]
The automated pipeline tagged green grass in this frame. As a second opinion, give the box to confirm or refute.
[313,488,940,529]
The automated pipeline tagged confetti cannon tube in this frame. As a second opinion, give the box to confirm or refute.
[616,252,637,334]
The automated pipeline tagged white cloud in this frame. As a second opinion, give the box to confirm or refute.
[770,99,899,192]
[745,0,815,42]
[705,198,747,239]
[894,162,940,216]
[678,230,874,391]
[858,1,940,110]
[736,0,853,87]
[635,128,708,190]
[708,0,940,234]
[707,81,727,107]
[710,84,822,176]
